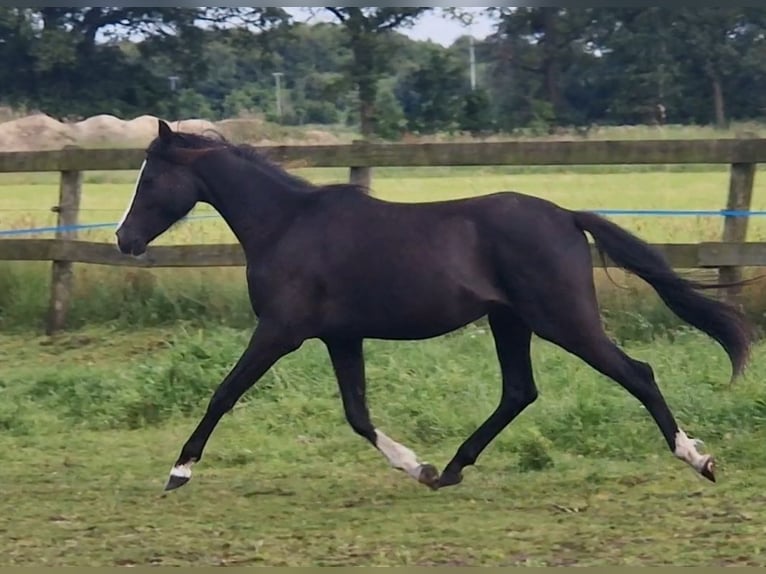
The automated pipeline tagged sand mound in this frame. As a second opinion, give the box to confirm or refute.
[176,118,218,134]
[125,114,159,132]
[302,129,341,145]
[0,113,75,151]
[0,112,344,151]
[215,118,266,143]
[74,114,125,133]
[122,115,170,146]
[72,114,128,146]
[120,116,219,145]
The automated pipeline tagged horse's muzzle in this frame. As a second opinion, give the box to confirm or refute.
[115,228,147,257]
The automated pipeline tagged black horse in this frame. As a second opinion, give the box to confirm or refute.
[116,120,754,492]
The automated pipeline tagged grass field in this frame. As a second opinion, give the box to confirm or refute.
[2,149,766,565]
[2,166,766,332]
[4,166,766,244]
[2,324,766,566]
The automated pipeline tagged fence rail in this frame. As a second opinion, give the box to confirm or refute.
[2,138,766,172]
[0,138,763,333]
[1,238,763,269]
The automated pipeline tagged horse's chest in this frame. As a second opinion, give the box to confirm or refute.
[245,262,319,316]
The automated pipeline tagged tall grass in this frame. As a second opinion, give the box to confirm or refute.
[2,258,765,338]
[0,263,253,331]
[2,322,765,470]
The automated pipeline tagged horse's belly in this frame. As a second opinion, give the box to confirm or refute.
[364,307,488,340]
[327,281,498,340]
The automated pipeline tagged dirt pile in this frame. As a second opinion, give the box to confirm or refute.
[0,112,340,151]
[0,113,76,151]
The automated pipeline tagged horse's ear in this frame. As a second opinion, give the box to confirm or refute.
[158,119,173,141]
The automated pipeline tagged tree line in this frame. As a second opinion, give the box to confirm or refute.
[1,8,765,139]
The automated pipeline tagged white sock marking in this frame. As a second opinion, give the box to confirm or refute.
[170,461,193,479]
[374,430,427,480]
[116,159,147,231]
[673,428,708,471]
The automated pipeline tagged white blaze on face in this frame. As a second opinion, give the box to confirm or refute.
[116,159,147,231]
[374,429,426,480]
[673,428,708,471]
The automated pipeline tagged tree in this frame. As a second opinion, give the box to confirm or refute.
[397,48,465,134]
[322,8,430,138]
[586,9,681,125]
[0,8,289,118]
[491,8,598,124]
[0,9,37,104]
[590,8,766,127]
[5,6,766,132]
[374,87,406,139]
[460,88,494,134]
[672,8,757,128]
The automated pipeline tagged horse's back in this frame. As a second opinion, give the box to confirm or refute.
[302,188,583,274]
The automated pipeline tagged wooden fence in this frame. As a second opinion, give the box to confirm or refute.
[0,138,763,334]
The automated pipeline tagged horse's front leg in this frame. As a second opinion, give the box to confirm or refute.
[164,321,302,491]
[325,338,440,489]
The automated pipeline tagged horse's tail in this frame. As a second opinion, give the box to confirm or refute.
[572,210,755,381]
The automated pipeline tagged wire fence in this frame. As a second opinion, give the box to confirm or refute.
[0,214,219,237]
[1,209,765,238]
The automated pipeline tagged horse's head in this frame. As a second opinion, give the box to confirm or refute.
[115,119,209,256]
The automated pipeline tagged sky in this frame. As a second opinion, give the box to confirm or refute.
[286,8,497,47]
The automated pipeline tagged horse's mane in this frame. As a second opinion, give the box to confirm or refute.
[148,129,324,193]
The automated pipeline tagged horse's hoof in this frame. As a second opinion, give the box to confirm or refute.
[436,469,463,489]
[164,463,193,491]
[700,456,716,483]
[417,463,440,490]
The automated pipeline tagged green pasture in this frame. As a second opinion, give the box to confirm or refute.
[3,165,766,333]
[2,166,766,245]
[2,159,766,565]
[1,323,766,566]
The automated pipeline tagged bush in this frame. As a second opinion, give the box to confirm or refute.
[514,429,555,473]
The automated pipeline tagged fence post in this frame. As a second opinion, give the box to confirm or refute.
[46,165,83,335]
[349,139,372,191]
[719,161,756,302]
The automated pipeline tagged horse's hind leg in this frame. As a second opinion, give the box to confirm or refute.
[529,283,716,482]
[438,309,538,488]
[325,338,440,488]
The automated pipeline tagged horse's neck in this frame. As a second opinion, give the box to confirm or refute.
[198,155,306,253]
